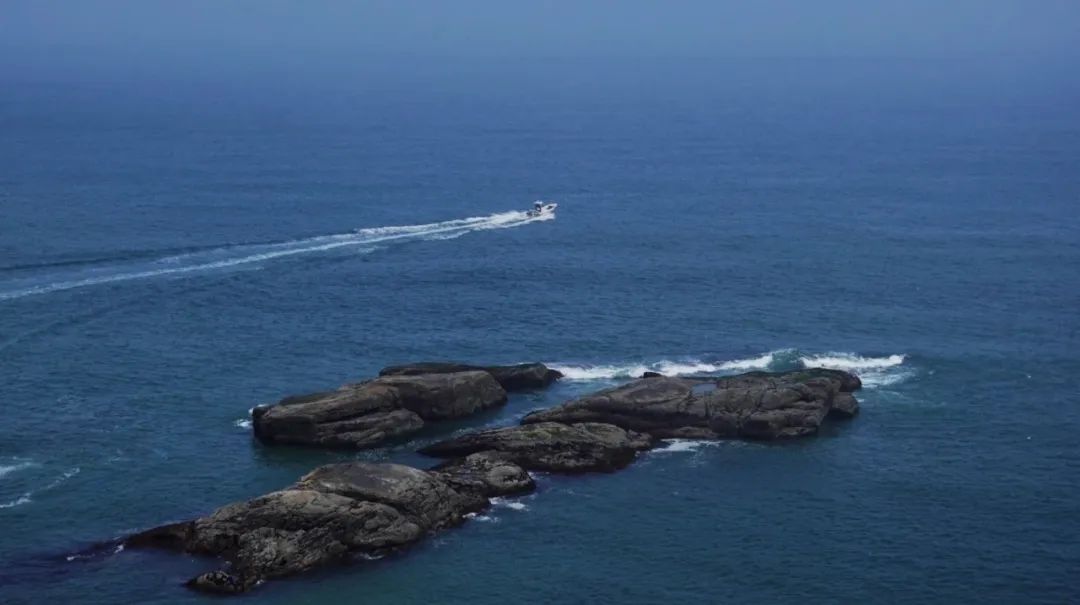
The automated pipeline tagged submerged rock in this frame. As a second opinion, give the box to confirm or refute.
[253,371,506,449]
[523,369,860,440]
[379,362,563,391]
[126,460,531,594]
[420,421,655,473]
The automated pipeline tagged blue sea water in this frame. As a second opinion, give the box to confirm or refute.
[1,58,1078,604]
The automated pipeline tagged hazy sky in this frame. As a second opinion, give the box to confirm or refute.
[3,0,1078,63]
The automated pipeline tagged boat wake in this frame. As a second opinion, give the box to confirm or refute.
[0,209,554,302]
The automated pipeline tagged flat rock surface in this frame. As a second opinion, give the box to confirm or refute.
[420,421,655,473]
[379,361,563,391]
[523,369,861,440]
[253,371,506,449]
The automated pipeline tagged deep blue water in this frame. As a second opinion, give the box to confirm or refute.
[1,58,1078,604]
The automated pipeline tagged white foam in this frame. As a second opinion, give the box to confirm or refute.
[550,363,652,380]
[465,513,497,523]
[0,466,80,511]
[0,494,31,509]
[0,460,35,479]
[550,350,785,381]
[40,467,80,492]
[0,208,555,301]
[652,439,719,454]
[799,353,909,388]
[234,419,252,429]
[491,497,528,511]
[717,351,786,371]
[799,353,905,371]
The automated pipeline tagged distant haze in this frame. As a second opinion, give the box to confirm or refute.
[2,0,1079,75]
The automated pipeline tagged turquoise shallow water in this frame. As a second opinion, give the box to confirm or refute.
[1,59,1078,603]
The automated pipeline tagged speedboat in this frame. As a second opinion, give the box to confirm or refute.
[527,201,558,217]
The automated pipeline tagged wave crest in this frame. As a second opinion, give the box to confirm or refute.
[798,353,909,387]
[0,466,81,511]
[549,349,909,388]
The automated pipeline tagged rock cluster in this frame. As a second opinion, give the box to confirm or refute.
[253,363,562,449]
[127,460,532,593]
[522,368,860,440]
[127,364,861,594]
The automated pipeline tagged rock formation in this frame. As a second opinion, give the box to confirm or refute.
[521,368,860,440]
[126,460,530,594]
[128,365,861,595]
[379,362,563,391]
[252,363,562,449]
[419,421,655,473]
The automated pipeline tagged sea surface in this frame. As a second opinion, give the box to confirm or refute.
[1,58,1078,604]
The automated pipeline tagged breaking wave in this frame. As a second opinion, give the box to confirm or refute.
[490,497,528,511]
[798,353,908,387]
[0,209,554,302]
[651,439,721,454]
[549,350,793,381]
[548,349,909,388]
[0,460,36,480]
[0,467,80,510]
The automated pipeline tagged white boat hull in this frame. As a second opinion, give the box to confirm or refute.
[527,202,558,217]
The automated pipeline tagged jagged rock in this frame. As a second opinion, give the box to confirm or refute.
[828,392,860,418]
[420,421,655,473]
[523,370,861,440]
[642,371,664,378]
[187,570,250,594]
[126,460,525,594]
[253,371,506,449]
[430,451,537,500]
[126,367,864,595]
[522,376,702,436]
[729,368,862,393]
[379,362,563,391]
[293,462,483,529]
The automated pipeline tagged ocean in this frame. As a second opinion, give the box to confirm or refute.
[1,57,1078,604]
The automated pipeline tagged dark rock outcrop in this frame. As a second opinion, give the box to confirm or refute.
[429,451,536,500]
[126,460,532,593]
[523,369,860,440]
[130,366,863,594]
[827,392,860,419]
[253,371,506,449]
[379,362,563,391]
[420,421,655,473]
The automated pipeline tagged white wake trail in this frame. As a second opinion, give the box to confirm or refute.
[0,209,552,301]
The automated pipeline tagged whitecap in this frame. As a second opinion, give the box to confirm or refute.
[549,350,788,381]
[491,497,528,511]
[0,460,35,479]
[0,494,32,509]
[651,439,719,454]
[0,466,80,511]
[799,353,910,388]
[547,363,650,380]
[234,418,252,429]
[799,353,906,371]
